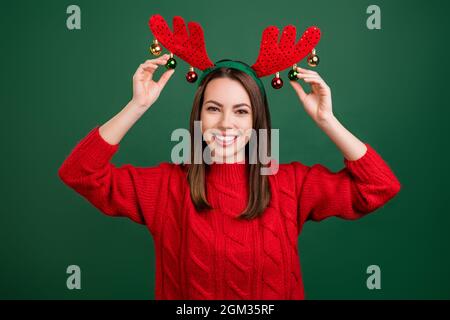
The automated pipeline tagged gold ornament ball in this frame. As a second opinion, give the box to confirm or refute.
[150,43,162,56]
[307,53,320,67]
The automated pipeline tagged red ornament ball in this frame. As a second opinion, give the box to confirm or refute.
[186,71,198,83]
[271,76,283,89]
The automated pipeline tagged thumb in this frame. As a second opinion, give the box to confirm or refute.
[157,69,175,89]
[289,80,307,102]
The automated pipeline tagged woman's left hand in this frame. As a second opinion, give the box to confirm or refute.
[289,67,334,125]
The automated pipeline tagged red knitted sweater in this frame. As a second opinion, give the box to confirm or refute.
[58,126,401,300]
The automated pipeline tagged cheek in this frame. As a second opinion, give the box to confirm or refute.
[237,116,253,132]
[236,116,253,146]
[200,111,213,131]
[200,112,215,143]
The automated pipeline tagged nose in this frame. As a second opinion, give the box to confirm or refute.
[218,111,234,131]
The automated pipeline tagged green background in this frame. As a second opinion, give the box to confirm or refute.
[1,0,448,299]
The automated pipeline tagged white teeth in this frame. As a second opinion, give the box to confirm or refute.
[216,135,235,142]
[214,135,237,146]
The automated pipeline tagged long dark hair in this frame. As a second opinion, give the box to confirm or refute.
[186,60,272,220]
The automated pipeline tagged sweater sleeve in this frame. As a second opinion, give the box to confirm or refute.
[293,143,401,226]
[57,126,166,231]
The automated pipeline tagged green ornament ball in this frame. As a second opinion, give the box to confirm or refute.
[165,58,177,69]
[288,69,299,81]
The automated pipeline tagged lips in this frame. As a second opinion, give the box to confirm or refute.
[213,134,238,147]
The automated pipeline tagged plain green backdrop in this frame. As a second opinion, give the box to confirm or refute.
[1,0,449,299]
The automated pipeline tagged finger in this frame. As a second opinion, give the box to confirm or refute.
[299,72,330,90]
[296,66,318,75]
[142,63,158,71]
[296,74,323,89]
[157,68,176,88]
[303,77,326,85]
[134,62,165,82]
[296,72,324,83]
[133,64,151,81]
[296,73,320,80]
[141,56,172,79]
[289,79,308,101]
[303,77,331,93]
[134,55,170,77]
[143,54,170,64]
[143,55,170,66]
[139,61,166,75]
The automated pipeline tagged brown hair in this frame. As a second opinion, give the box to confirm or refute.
[186,60,272,220]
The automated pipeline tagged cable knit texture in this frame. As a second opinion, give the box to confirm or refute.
[58,126,401,300]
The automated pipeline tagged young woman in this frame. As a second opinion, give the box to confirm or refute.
[58,54,401,300]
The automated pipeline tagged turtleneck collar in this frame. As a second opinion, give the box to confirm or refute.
[206,162,248,184]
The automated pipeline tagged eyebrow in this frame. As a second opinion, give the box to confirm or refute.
[204,100,250,108]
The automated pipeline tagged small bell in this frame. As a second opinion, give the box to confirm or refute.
[271,72,283,89]
[165,53,177,69]
[186,66,198,83]
[288,64,299,81]
[149,39,162,56]
[307,49,320,67]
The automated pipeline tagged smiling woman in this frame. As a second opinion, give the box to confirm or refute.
[58,45,401,301]
[201,79,254,164]
[187,64,272,218]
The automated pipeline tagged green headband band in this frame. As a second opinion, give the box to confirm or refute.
[198,60,266,98]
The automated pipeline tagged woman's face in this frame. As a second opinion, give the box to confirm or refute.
[200,77,253,164]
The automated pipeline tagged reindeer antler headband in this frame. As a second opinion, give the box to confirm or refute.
[148,14,321,94]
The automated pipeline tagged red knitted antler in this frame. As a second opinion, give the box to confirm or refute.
[148,15,215,71]
[251,25,321,78]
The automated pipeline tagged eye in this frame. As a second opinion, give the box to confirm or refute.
[236,109,249,115]
[206,106,220,112]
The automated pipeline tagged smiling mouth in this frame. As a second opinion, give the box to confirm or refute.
[213,135,238,147]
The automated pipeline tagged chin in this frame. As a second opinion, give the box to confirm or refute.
[209,145,245,162]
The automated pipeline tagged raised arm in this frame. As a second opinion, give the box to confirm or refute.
[289,67,401,230]
[58,55,175,232]
[100,54,175,144]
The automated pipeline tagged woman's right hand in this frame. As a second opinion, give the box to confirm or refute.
[131,54,175,111]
